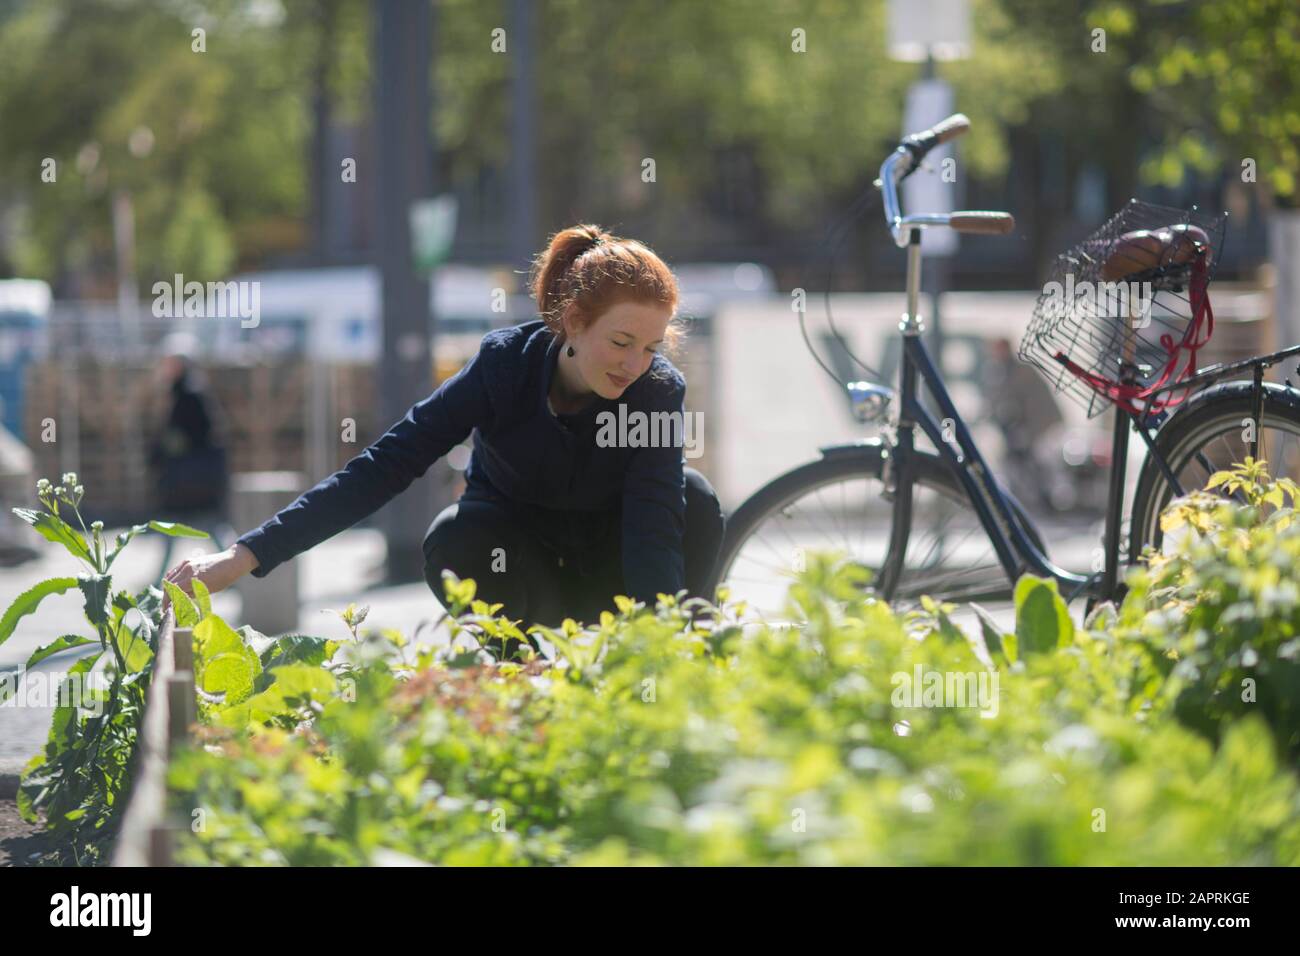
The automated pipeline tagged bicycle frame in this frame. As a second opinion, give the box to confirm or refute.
[865,130,1300,605]
[881,228,1096,600]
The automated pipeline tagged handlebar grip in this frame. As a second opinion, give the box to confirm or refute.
[928,113,970,145]
[900,113,971,170]
[950,211,1016,235]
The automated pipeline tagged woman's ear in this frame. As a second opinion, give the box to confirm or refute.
[560,304,579,342]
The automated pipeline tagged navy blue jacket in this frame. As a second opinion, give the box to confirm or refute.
[234,319,689,603]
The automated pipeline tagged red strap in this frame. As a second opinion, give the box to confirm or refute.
[1056,250,1213,415]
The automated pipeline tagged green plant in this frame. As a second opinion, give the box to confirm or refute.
[19,460,1300,867]
[1,474,206,864]
[1120,458,1300,762]
[165,542,1300,866]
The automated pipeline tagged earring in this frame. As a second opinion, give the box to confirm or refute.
[566,345,575,357]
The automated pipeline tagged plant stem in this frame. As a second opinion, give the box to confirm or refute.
[71,506,101,573]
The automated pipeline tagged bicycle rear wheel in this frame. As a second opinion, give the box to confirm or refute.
[1130,381,1300,561]
[709,442,1042,625]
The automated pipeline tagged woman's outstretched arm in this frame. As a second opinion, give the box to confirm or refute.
[163,344,494,597]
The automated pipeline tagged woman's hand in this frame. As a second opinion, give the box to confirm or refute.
[160,543,258,614]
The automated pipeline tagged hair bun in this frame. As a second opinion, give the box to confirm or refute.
[528,223,680,352]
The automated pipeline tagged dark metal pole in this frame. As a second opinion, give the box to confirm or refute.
[509,0,538,296]
[310,0,338,264]
[375,0,442,584]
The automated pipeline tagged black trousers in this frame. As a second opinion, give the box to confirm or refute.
[423,467,725,631]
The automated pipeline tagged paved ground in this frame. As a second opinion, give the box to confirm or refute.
[0,797,46,867]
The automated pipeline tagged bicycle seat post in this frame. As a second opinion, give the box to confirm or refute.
[901,227,924,337]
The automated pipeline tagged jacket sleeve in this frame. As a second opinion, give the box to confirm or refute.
[620,376,687,604]
[235,347,493,578]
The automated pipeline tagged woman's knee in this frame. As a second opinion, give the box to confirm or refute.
[683,467,725,540]
[422,500,522,597]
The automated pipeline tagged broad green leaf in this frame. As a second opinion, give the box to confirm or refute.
[48,651,103,747]
[934,608,966,646]
[26,634,97,669]
[213,700,253,730]
[194,615,262,706]
[163,580,200,628]
[76,573,113,630]
[148,520,209,538]
[201,652,259,706]
[965,603,1005,669]
[260,633,332,670]
[0,577,79,649]
[11,508,93,564]
[113,619,154,674]
[267,663,338,698]
[15,754,47,823]
[1014,575,1074,656]
[190,577,212,619]
[194,614,250,661]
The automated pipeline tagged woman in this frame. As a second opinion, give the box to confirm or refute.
[163,225,726,648]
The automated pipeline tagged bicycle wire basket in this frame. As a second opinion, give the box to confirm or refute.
[1019,198,1228,418]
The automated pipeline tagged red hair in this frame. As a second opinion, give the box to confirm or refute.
[527,224,684,355]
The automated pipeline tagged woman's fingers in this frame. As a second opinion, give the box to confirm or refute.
[164,561,194,592]
[160,552,241,619]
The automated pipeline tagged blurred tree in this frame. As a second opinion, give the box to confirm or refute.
[437,0,1071,254]
[0,0,338,290]
[1107,0,1300,205]
[0,0,1155,289]
[1088,0,1300,346]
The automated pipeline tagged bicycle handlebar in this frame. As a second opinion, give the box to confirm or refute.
[880,113,1016,247]
[900,112,970,167]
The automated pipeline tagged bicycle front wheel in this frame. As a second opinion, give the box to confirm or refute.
[1130,380,1300,561]
[710,443,1040,624]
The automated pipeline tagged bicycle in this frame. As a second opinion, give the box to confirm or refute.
[707,113,1300,623]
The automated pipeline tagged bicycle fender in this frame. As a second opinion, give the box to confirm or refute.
[1153,380,1300,432]
[817,437,888,459]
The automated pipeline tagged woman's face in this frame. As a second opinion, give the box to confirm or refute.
[566,301,672,399]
